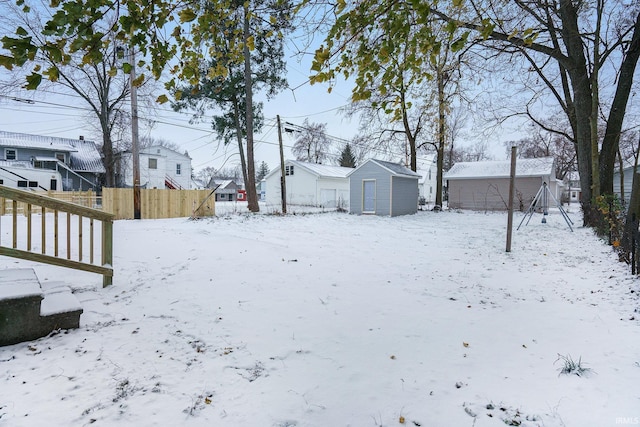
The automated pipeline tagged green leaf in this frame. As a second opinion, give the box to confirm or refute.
[179,9,197,23]
[122,62,132,74]
[0,55,14,70]
[44,66,59,82]
[156,94,169,104]
[16,26,29,37]
[24,73,42,90]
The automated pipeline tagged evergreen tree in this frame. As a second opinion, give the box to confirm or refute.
[256,161,270,181]
[339,144,357,168]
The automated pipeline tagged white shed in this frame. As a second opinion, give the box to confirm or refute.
[264,160,351,208]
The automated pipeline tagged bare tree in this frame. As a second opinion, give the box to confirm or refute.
[290,119,332,164]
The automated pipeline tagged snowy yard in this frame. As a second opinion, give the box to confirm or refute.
[1,207,639,426]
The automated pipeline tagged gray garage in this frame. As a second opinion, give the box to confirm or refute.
[445,157,560,211]
[348,159,420,217]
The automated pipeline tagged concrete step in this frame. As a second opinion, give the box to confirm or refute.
[0,269,83,346]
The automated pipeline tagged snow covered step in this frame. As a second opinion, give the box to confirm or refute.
[0,269,83,346]
[39,281,83,331]
[0,268,44,346]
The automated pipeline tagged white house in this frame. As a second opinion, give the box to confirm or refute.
[416,154,438,207]
[264,160,352,208]
[116,145,192,190]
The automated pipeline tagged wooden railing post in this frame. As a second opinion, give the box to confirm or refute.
[0,185,114,287]
[102,219,113,287]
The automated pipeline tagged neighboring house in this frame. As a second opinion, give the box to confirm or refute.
[0,130,104,191]
[417,154,438,207]
[445,157,561,211]
[116,145,192,190]
[613,165,640,204]
[348,159,421,217]
[564,170,581,204]
[264,160,351,208]
[211,179,240,202]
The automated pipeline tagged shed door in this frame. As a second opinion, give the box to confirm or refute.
[363,180,375,213]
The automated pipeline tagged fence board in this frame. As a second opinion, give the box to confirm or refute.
[101,188,215,219]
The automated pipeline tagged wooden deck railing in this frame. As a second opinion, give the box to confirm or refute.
[0,186,114,287]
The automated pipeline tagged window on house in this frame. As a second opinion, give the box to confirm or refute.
[176,164,181,175]
[0,179,3,185]
[428,170,432,180]
[28,181,38,188]
[220,193,226,199]
[17,181,27,187]
[285,165,294,176]
[149,158,158,169]
[430,186,433,194]
[55,153,65,162]
[5,149,16,160]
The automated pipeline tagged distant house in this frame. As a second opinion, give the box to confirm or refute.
[116,145,192,190]
[0,130,104,191]
[417,154,438,207]
[613,165,640,204]
[348,159,420,217]
[264,160,351,208]
[210,179,240,202]
[445,157,560,211]
[564,171,581,204]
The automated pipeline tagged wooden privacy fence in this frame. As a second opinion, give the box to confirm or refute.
[101,188,215,220]
[0,186,114,287]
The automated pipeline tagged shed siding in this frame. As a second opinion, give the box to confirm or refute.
[391,176,419,216]
[448,177,543,211]
[350,161,392,215]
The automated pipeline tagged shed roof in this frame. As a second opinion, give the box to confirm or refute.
[348,159,421,179]
[445,157,555,180]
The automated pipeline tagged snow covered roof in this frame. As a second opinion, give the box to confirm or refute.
[0,131,105,174]
[0,131,77,152]
[445,157,555,180]
[285,160,353,179]
[140,145,192,160]
[348,159,421,179]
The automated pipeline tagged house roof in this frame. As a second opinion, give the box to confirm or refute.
[0,130,105,173]
[348,158,421,179]
[293,160,353,178]
[265,160,353,180]
[0,131,77,152]
[445,157,555,180]
[140,145,192,160]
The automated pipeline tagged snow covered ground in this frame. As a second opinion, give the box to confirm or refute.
[1,205,639,426]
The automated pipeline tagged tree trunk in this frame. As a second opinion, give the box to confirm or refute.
[435,69,446,208]
[232,96,249,186]
[99,110,115,187]
[243,5,259,212]
[599,11,640,195]
[559,0,595,225]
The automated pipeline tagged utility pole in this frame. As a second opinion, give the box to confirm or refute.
[506,146,517,252]
[129,48,141,219]
[277,115,287,214]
